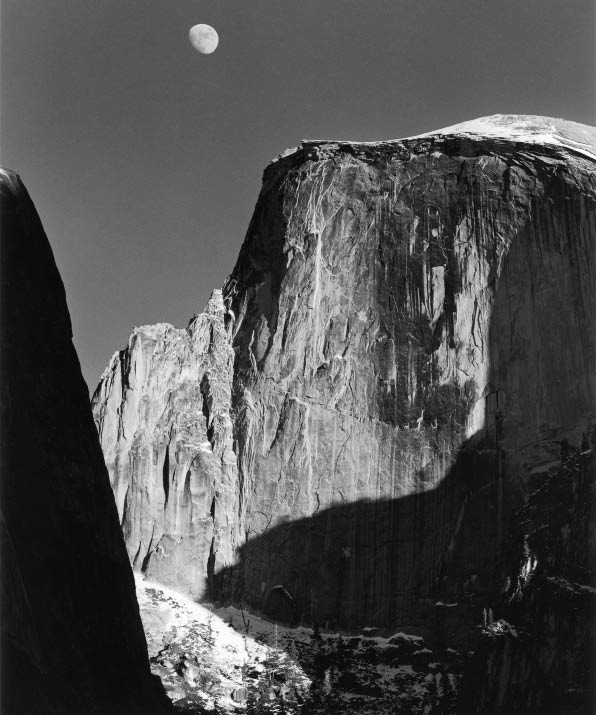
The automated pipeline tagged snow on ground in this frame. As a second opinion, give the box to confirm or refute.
[136,575,311,712]
[212,601,312,646]
[135,574,465,713]
[137,574,259,664]
[389,631,424,643]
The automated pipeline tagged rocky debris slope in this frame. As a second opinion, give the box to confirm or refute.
[458,436,596,714]
[136,575,461,714]
[136,575,310,713]
[0,170,172,715]
[93,115,596,634]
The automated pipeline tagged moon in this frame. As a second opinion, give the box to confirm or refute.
[189,24,219,55]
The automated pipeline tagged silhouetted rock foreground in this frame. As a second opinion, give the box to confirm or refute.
[0,171,172,714]
[91,114,596,712]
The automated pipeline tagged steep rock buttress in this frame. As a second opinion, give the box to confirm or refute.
[93,116,596,634]
[0,170,172,715]
[458,436,596,714]
[93,290,238,598]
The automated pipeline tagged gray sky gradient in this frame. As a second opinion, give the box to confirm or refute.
[2,0,595,390]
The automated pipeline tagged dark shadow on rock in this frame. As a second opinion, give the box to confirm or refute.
[212,428,514,646]
[209,146,596,713]
[0,172,172,714]
[456,438,596,715]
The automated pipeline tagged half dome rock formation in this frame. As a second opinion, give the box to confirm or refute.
[0,171,172,714]
[93,115,596,638]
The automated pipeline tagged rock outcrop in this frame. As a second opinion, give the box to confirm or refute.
[0,170,172,715]
[93,290,240,599]
[458,436,596,713]
[93,116,596,637]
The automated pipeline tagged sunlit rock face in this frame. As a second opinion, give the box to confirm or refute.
[0,170,172,715]
[93,290,239,599]
[93,115,596,630]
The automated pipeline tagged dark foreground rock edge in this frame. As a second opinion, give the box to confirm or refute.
[0,170,172,714]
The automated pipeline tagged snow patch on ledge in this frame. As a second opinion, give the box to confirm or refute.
[272,115,596,164]
[410,114,596,162]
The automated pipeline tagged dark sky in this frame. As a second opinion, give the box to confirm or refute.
[2,0,595,390]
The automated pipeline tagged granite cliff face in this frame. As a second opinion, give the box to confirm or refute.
[93,116,596,635]
[458,436,596,713]
[0,170,172,715]
[93,290,240,599]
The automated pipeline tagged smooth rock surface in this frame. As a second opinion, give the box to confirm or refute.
[0,170,172,715]
[93,115,596,631]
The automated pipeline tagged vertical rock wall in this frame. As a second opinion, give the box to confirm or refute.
[93,290,239,599]
[222,132,596,626]
[458,439,596,714]
[92,117,596,630]
[0,170,171,715]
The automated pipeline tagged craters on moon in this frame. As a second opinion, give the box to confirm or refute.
[189,24,219,55]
